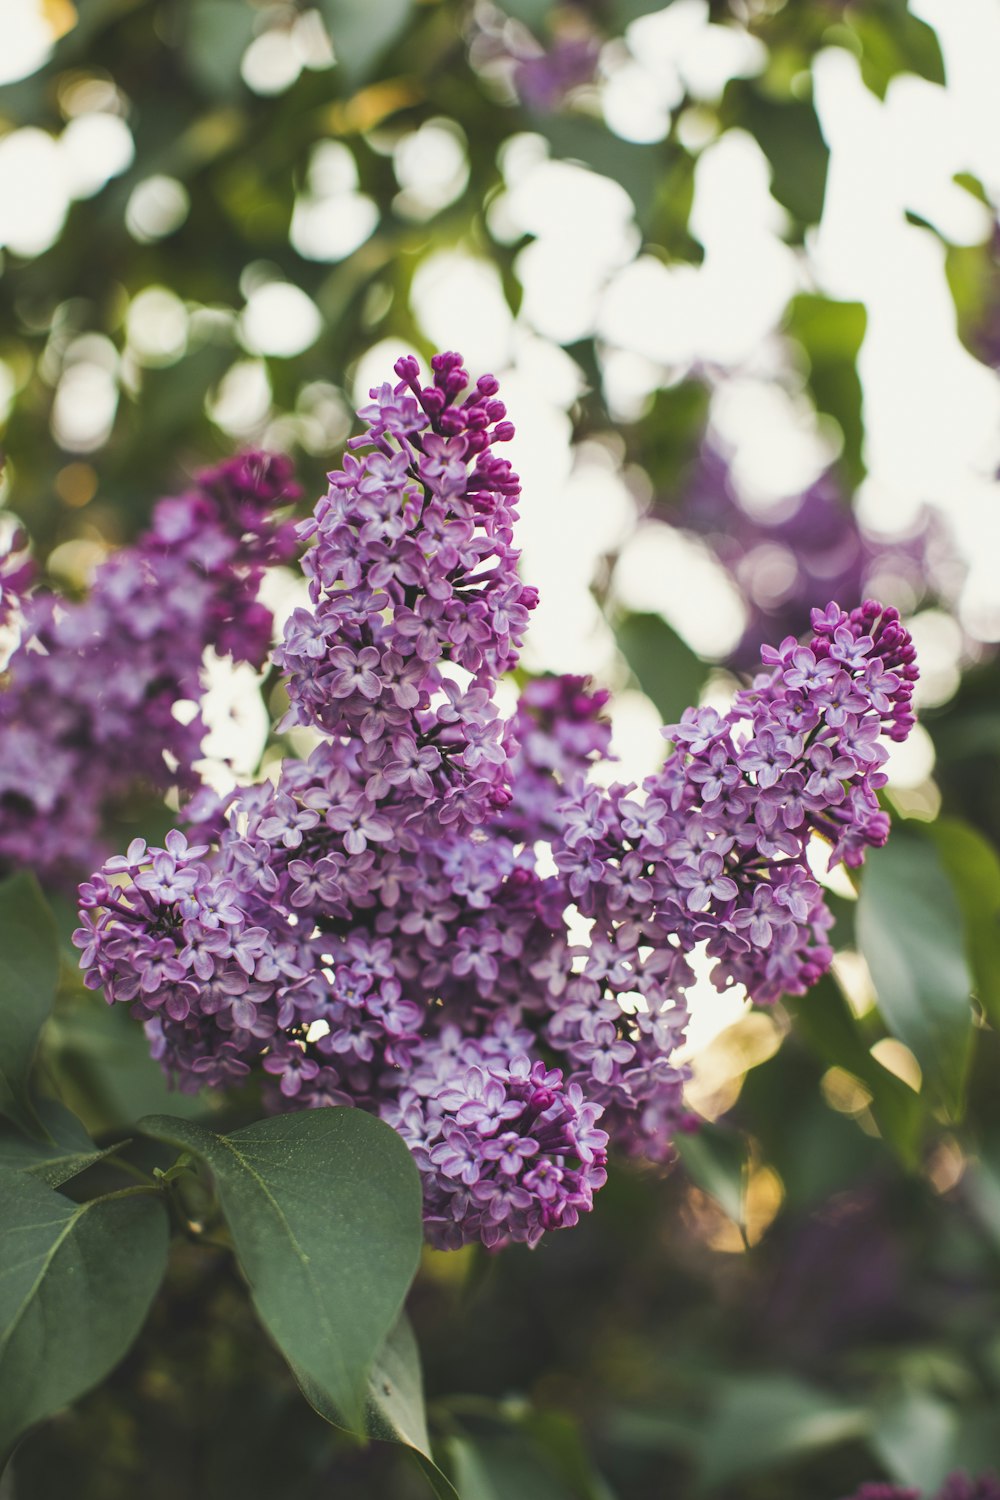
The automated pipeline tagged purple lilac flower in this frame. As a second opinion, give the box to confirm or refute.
[76,352,919,1250]
[0,453,298,882]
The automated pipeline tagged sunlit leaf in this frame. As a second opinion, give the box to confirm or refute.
[928,817,1000,1029]
[857,831,975,1118]
[675,1123,748,1231]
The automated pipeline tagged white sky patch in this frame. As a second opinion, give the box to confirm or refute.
[61,112,134,199]
[612,521,747,658]
[412,252,514,373]
[0,128,69,257]
[240,282,322,358]
[195,651,270,795]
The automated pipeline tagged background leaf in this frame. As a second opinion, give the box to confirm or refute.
[928,816,1000,1029]
[0,874,59,1139]
[856,829,974,1118]
[139,1108,423,1433]
[0,1171,168,1464]
[697,1374,870,1488]
[616,613,708,729]
[317,0,415,87]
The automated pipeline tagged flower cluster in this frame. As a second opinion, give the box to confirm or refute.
[76,352,918,1249]
[0,453,298,881]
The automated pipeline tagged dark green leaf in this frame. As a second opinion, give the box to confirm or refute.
[724,82,829,229]
[0,1116,123,1188]
[698,1374,870,1488]
[629,381,710,496]
[785,293,867,487]
[856,830,975,1117]
[616,613,708,729]
[928,817,1000,1029]
[139,1108,422,1432]
[0,1171,168,1464]
[182,0,257,99]
[294,1313,460,1498]
[675,1123,748,1231]
[0,874,59,1140]
[318,0,415,87]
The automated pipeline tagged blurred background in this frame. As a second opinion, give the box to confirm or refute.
[3,0,1000,1496]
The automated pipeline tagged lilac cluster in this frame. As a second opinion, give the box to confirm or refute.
[275,350,536,835]
[846,1475,1000,1500]
[76,352,918,1249]
[548,598,919,1116]
[0,453,298,881]
[669,444,943,670]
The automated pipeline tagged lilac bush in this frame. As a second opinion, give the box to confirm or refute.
[75,352,918,1250]
[0,453,299,882]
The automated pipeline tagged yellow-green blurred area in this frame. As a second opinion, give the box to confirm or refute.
[5,2,1000,1497]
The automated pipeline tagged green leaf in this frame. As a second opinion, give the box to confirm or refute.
[724,83,829,230]
[927,817,1000,1029]
[856,830,975,1117]
[294,1313,460,1498]
[0,1171,168,1464]
[0,1128,122,1188]
[318,0,415,87]
[870,1390,959,1493]
[785,294,867,487]
[788,976,924,1167]
[0,874,59,1140]
[182,0,257,99]
[845,2,945,100]
[139,1108,423,1433]
[616,613,708,729]
[698,1374,870,1488]
[675,1123,748,1232]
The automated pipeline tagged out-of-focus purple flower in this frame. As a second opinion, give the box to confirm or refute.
[0,453,299,881]
[670,444,945,670]
[513,35,601,111]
